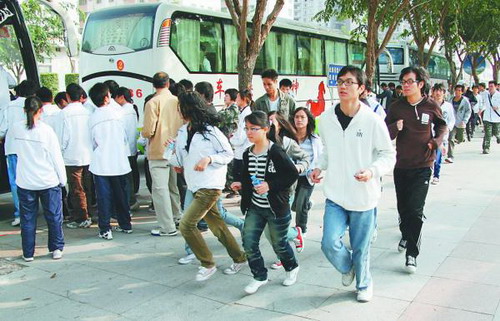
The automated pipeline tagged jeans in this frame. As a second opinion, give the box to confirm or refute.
[128,156,138,205]
[433,148,442,179]
[394,167,432,258]
[179,188,246,268]
[321,199,375,290]
[18,186,64,258]
[66,166,92,223]
[483,121,500,151]
[94,174,131,233]
[6,154,19,218]
[243,206,298,281]
[292,176,315,233]
[184,189,244,255]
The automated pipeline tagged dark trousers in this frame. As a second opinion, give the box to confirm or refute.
[128,155,139,205]
[94,174,131,233]
[394,167,432,258]
[292,176,315,233]
[243,206,298,281]
[232,159,244,182]
[66,166,92,222]
[18,186,64,258]
[144,158,152,194]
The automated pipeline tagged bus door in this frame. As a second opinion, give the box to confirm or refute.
[0,0,38,193]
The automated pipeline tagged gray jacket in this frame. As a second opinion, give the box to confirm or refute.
[253,90,296,120]
[449,96,472,128]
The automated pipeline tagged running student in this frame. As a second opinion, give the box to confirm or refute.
[9,96,66,261]
[172,91,246,282]
[311,66,395,302]
[88,83,132,240]
[232,110,300,295]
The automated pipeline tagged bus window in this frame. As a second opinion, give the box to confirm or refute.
[277,32,296,74]
[348,43,365,67]
[223,23,238,73]
[297,36,323,76]
[325,39,347,72]
[388,48,404,65]
[264,31,278,70]
[171,17,223,73]
[81,5,156,54]
[0,25,22,88]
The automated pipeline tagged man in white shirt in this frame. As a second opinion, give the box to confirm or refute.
[88,83,132,240]
[115,86,140,210]
[0,80,37,226]
[37,87,62,138]
[61,83,94,229]
[481,81,500,154]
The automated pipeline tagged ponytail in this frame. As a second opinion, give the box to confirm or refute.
[24,96,43,130]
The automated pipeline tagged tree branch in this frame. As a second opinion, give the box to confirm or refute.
[260,0,284,46]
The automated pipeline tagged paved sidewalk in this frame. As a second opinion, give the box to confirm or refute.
[1,136,500,321]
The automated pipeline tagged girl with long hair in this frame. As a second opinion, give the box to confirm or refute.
[8,96,66,261]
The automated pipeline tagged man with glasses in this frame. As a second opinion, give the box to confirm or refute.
[385,66,447,274]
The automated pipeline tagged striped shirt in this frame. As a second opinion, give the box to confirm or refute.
[249,149,270,208]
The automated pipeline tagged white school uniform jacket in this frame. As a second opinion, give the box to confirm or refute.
[41,104,62,139]
[171,124,233,193]
[229,105,252,160]
[481,91,500,123]
[317,103,396,211]
[121,102,138,156]
[60,102,93,166]
[10,121,67,190]
[0,97,26,155]
[89,105,131,176]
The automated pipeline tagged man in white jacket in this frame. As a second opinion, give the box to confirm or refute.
[311,66,396,303]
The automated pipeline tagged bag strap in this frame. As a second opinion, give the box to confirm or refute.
[488,94,500,117]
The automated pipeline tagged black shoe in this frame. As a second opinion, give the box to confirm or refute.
[405,255,417,274]
[398,239,407,253]
[497,137,500,144]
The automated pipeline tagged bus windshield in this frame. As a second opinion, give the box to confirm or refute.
[81,5,158,54]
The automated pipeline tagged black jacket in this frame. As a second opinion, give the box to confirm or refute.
[240,143,298,217]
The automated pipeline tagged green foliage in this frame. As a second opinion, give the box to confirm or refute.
[21,0,64,63]
[40,73,59,94]
[0,33,24,83]
[65,73,79,87]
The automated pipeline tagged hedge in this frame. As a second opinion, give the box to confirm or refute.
[40,73,59,94]
[65,73,79,88]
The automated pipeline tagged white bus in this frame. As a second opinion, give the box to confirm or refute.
[79,3,371,123]
[378,43,451,86]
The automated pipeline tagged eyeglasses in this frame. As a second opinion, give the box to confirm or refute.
[244,127,262,132]
[400,79,420,86]
[337,79,358,87]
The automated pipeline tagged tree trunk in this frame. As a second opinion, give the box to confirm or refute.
[237,54,258,91]
[364,1,378,84]
[493,58,500,83]
[471,55,480,85]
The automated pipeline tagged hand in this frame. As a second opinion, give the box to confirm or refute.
[460,121,466,127]
[354,169,373,182]
[310,168,323,183]
[441,146,447,155]
[163,138,175,147]
[231,182,242,191]
[396,120,404,131]
[493,106,499,111]
[254,181,269,195]
[194,156,211,171]
[173,166,183,174]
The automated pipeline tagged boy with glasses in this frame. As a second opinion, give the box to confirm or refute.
[385,66,447,273]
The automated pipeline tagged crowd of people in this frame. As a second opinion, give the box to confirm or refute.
[1,64,499,302]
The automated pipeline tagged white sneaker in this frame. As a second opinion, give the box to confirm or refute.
[244,279,268,294]
[66,218,92,229]
[342,267,355,286]
[283,266,300,286]
[195,266,217,281]
[431,177,440,185]
[98,230,113,240]
[357,283,373,302]
[52,249,63,260]
[22,256,34,262]
[223,262,246,275]
[130,201,140,211]
[11,217,20,227]
[178,254,196,265]
[151,229,177,236]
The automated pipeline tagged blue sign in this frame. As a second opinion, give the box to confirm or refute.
[328,64,344,87]
[464,55,486,76]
